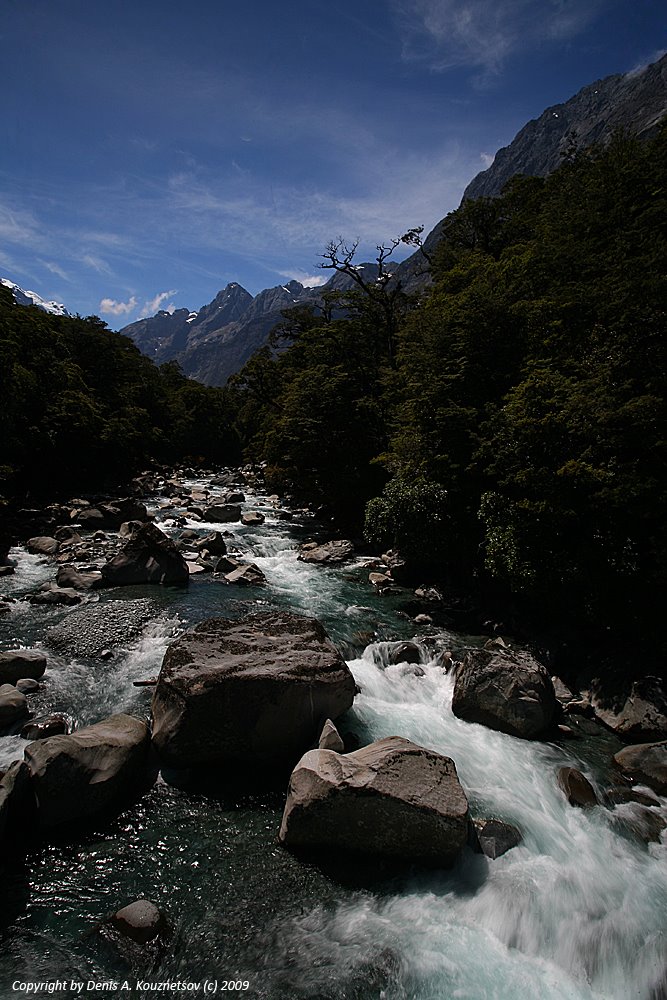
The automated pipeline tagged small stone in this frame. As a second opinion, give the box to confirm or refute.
[110,899,168,945]
[16,678,41,694]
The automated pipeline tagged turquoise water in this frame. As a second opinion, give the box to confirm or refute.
[0,475,665,999]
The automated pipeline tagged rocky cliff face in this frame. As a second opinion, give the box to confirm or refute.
[463,54,667,201]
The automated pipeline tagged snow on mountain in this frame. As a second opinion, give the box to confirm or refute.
[1,277,70,316]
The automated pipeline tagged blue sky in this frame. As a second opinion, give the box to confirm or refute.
[1,0,665,325]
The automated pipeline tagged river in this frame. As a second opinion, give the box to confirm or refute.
[0,473,665,1000]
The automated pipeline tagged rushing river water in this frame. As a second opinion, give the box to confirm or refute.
[0,474,665,1000]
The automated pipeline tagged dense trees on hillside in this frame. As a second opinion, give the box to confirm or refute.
[0,289,240,503]
[231,126,667,655]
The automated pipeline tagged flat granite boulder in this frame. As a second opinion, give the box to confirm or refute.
[24,713,152,827]
[279,736,470,866]
[452,647,557,739]
[151,611,356,768]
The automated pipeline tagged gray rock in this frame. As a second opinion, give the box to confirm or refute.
[119,519,144,538]
[557,766,598,807]
[298,540,355,564]
[224,562,266,586]
[452,647,557,739]
[20,713,71,740]
[196,531,227,556]
[102,522,189,587]
[110,899,168,945]
[279,736,470,866]
[470,818,522,859]
[0,684,28,726]
[16,678,41,694]
[613,742,667,795]
[151,611,356,768]
[552,676,575,703]
[56,565,104,590]
[203,504,242,523]
[590,676,667,741]
[78,500,149,531]
[24,713,152,827]
[0,761,31,843]
[241,511,265,526]
[387,641,422,665]
[27,536,59,556]
[318,719,345,753]
[28,586,82,606]
[0,650,47,685]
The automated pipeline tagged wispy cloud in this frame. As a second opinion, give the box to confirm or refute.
[99,295,138,316]
[80,253,114,276]
[140,289,177,317]
[393,0,605,76]
[41,260,71,282]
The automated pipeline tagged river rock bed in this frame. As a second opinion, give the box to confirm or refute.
[0,467,666,1000]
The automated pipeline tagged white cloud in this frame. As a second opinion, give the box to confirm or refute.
[278,269,327,288]
[81,253,114,276]
[393,0,605,75]
[140,289,178,317]
[99,295,138,316]
[480,152,495,168]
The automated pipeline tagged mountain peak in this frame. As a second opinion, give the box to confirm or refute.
[1,277,70,316]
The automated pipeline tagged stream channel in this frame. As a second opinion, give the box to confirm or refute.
[0,472,665,1000]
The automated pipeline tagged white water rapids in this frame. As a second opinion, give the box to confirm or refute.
[0,478,665,999]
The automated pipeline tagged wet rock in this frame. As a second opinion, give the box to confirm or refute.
[0,566,15,578]
[0,650,47,685]
[604,787,659,807]
[279,736,470,867]
[20,713,71,740]
[55,565,104,591]
[224,563,266,586]
[24,713,152,827]
[387,641,422,665]
[110,899,169,945]
[298,539,355,564]
[16,678,41,694]
[241,511,265,526]
[196,531,227,556]
[151,611,356,769]
[0,684,29,727]
[214,555,240,575]
[590,676,667,741]
[28,585,83,606]
[54,526,82,545]
[369,572,392,589]
[119,519,144,538]
[452,647,557,739]
[27,536,59,556]
[0,761,32,843]
[77,499,149,531]
[564,698,595,717]
[557,766,598,807]
[203,504,242,523]
[318,719,345,753]
[552,677,575,702]
[613,742,667,795]
[414,613,433,625]
[102,522,189,587]
[470,818,522,859]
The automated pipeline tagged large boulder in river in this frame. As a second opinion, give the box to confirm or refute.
[151,611,356,769]
[24,713,152,827]
[77,499,149,531]
[0,650,46,685]
[202,504,242,523]
[613,741,667,795]
[589,676,667,741]
[452,647,557,739]
[279,736,470,866]
[101,522,189,587]
[298,540,355,564]
[0,684,29,727]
